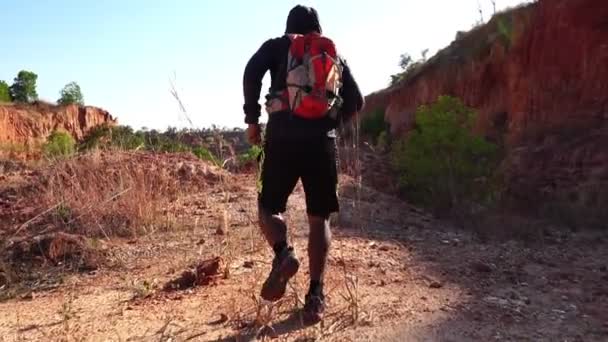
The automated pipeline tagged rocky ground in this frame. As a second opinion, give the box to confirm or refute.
[1,153,607,342]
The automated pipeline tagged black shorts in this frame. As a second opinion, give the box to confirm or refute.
[257,137,339,218]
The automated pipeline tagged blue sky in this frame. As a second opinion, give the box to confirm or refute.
[0,0,529,130]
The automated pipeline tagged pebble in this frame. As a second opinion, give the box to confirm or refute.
[429,281,443,289]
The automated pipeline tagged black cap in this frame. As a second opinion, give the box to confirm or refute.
[285,5,322,35]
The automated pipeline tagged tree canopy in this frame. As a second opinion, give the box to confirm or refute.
[9,70,38,103]
[0,81,10,102]
[58,81,85,105]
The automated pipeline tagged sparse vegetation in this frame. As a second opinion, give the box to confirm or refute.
[58,81,85,106]
[497,16,514,47]
[391,95,501,215]
[43,131,76,159]
[192,145,219,164]
[237,145,262,166]
[390,50,429,86]
[360,108,388,144]
[376,130,390,152]
[78,124,259,171]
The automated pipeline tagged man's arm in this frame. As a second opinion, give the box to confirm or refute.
[243,40,274,125]
[338,58,365,124]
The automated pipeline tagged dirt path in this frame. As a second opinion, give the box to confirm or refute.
[1,174,607,341]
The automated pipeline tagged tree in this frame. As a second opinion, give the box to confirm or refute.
[421,48,430,62]
[58,81,84,105]
[0,81,10,102]
[10,70,38,103]
[398,53,413,70]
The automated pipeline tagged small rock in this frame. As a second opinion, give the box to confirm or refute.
[429,281,443,289]
[257,325,277,339]
[471,261,494,273]
[210,313,229,325]
[243,261,254,269]
[368,242,378,249]
[379,280,386,287]
[21,292,35,301]
[379,245,390,252]
[197,238,206,245]
[484,296,509,307]
[421,296,428,301]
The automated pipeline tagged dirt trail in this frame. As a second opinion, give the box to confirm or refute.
[1,173,607,341]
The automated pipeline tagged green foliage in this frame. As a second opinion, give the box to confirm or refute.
[58,81,84,105]
[497,17,513,47]
[390,51,428,86]
[79,125,112,151]
[192,146,219,165]
[10,70,38,103]
[110,126,145,150]
[237,145,262,165]
[360,108,388,143]
[144,132,189,153]
[391,96,501,213]
[0,81,11,102]
[43,131,76,159]
[398,53,413,70]
[377,130,390,152]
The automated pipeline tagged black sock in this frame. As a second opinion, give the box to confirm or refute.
[309,280,323,296]
[272,241,287,255]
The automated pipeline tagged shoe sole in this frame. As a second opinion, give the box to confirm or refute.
[260,257,300,301]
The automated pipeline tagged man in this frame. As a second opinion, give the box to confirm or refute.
[242,5,364,323]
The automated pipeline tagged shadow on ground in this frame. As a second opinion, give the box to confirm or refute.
[333,182,608,341]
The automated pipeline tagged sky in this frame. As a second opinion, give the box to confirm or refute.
[0,0,530,130]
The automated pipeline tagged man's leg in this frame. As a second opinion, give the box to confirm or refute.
[300,137,340,322]
[258,202,288,254]
[257,140,301,301]
[307,214,332,296]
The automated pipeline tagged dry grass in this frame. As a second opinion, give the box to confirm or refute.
[4,150,220,239]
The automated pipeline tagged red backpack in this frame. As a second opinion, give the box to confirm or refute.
[265,33,343,120]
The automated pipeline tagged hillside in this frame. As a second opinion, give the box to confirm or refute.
[0,102,116,146]
[363,0,608,219]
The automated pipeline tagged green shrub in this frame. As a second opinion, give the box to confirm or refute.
[79,125,112,151]
[377,130,390,152]
[43,131,76,158]
[192,146,219,165]
[497,17,514,47]
[361,108,388,144]
[80,125,144,151]
[109,126,145,150]
[238,145,262,165]
[391,95,501,214]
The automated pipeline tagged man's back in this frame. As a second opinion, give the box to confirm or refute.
[242,6,364,140]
